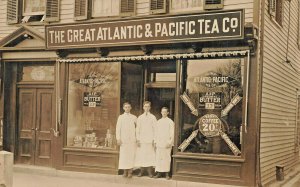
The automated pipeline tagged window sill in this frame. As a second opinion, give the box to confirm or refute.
[63,147,118,154]
[173,152,245,163]
[17,21,48,26]
[270,16,283,29]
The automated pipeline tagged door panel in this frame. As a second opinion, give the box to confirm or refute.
[35,89,54,166]
[18,88,36,164]
[17,87,54,167]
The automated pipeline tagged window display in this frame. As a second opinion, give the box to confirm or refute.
[67,62,120,150]
[179,58,245,156]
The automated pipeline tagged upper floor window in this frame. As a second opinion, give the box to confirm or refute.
[75,0,135,20]
[269,0,283,26]
[7,0,59,24]
[23,0,46,16]
[92,0,120,17]
[170,0,204,13]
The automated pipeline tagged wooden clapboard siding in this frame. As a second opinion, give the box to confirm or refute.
[260,0,300,185]
[223,0,253,23]
[0,0,18,40]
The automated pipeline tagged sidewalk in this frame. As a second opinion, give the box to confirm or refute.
[13,165,240,187]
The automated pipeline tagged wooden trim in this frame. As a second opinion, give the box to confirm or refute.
[63,147,119,154]
[144,82,176,88]
[173,152,245,162]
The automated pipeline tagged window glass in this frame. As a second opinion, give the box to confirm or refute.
[121,62,143,116]
[67,62,120,150]
[20,64,54,82]
[92,0,119,17]
[170,0,203,12]
[23,0,46,16]
[179,58,245,156]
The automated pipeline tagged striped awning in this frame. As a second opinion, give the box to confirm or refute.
[57,50,249,63]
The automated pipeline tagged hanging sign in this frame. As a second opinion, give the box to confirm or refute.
[221,94,242,117]
[199,92,222,109]
[220,131,241,156]
[46,9,244,49]
[180,92,199,116]
[198,114,222,137]
[178,130,199,152]
[83,92,101,107]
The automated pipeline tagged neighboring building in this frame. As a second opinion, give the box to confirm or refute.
[0,0,298,186]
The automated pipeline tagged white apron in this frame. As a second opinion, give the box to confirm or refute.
[154,117,174,172]
[135,113,156,167]
[116,113,137,169]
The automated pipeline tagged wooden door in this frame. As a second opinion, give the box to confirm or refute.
[17,87,54,167]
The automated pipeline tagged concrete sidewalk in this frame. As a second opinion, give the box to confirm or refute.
[13,165,240,187]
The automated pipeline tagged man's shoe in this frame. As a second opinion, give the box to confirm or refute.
[153,172,161,179]
[147,167,153,178]
[137,168,143,177]
[165,172,171,180]
[127,169,133,178]
[122,170,128,177]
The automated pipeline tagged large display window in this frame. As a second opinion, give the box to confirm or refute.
[66,62,120,150]
[179,58,245,156]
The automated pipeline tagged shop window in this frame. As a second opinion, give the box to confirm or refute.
[67,62,120,150]
[7,0,59,24]
[74,0,135,20]
[269,0,283,26]
[18,64,55,82]
[170,0,203,13]
[179,58,245,156]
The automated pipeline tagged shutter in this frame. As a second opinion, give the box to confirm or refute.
[45,0,60,22]
[120,0,136,16]
[204,0,224,10]
[150,0,167,14]
[268,0,276,17]
[275,0,283,25]
[7,0,19,24]
[74,0,88,20]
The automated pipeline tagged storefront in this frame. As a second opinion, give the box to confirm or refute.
[1,8,259,186]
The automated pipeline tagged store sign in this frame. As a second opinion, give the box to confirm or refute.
[199,92,222,109]
[83,92,101,107]
[198,114,222,137]
[46,9,244,49]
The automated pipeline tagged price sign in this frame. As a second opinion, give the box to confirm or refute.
[198,114,222,137]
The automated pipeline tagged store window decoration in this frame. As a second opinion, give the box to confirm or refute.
[179,58,245,156]
[67,62,119,149]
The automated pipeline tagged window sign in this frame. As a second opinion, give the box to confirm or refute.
[180,58,244,156]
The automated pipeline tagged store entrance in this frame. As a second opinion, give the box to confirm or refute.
[145,87,175,120]
[16,86,55,167]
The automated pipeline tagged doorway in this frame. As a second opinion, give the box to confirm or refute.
[16,86,55,166]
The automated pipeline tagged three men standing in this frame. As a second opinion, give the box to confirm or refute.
[135,101,157,177]
[116,102,174,179]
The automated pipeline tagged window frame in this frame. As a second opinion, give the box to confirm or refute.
[269,0,284,26]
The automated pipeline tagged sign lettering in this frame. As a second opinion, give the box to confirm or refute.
[46,10,244,49]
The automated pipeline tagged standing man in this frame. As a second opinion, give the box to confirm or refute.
[154,107,175,180]
[135,101,157,177]
[116,102,137,178]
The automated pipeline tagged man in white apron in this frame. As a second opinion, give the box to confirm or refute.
[154,107,174,180]
[116,102,137,178]
[135,101,157,177]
